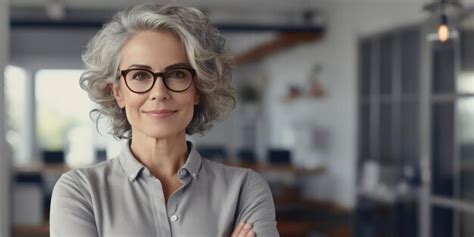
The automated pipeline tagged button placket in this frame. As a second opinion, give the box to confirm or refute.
[148,177,172,236]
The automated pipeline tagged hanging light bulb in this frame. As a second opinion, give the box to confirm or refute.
[438,13,450,42]
[424,0,463,42]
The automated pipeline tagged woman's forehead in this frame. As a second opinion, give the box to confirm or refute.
[119,30,189,69]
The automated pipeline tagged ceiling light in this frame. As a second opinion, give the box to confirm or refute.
[424,0,463,43]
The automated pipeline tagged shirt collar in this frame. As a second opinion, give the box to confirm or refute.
[180,141,202,180]
[118,140,202,182]
[118,140,145,182]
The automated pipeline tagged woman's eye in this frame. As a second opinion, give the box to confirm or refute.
[131,71,151,80]
[168,70,187,79]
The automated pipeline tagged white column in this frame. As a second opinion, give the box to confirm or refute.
[0,0,11,236]
[18,70,38,165]
[419,20,433,237]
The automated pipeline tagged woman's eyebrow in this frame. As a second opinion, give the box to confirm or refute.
[165,63,192,70]
[125,63,192,70]
[127,64,153,69]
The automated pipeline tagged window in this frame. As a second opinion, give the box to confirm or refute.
[35,69,96,167]
[4,66,27,164]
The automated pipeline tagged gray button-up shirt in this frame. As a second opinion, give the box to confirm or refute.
[50,141,279,237]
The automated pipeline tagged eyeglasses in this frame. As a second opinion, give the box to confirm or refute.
[120,66,196,93]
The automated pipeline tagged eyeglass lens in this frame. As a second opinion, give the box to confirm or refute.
[124,68,193,92]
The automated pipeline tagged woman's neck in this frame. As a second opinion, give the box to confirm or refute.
[129,131,188,178]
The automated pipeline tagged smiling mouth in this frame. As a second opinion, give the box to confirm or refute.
[143,110,177,118]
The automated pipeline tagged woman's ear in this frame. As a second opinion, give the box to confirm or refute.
[111,83,125,108]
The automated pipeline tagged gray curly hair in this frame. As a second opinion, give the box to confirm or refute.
[79,3,236,139]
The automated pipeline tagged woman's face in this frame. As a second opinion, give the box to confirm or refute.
[113,30,199,139]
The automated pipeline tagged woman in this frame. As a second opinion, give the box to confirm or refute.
[49,3,279,237]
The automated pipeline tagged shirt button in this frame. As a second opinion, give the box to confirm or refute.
[179,169,188,178]
[170,215,179,222]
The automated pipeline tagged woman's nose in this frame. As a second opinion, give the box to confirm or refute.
[150,77,171,101]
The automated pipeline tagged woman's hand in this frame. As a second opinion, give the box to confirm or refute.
[231,222,255,237]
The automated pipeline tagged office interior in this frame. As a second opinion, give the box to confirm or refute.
[1,0,474,236]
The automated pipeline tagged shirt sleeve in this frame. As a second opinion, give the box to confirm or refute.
[49,171,98,237]
[237,170,280,237]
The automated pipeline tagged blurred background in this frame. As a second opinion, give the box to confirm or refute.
[1,0,474,236]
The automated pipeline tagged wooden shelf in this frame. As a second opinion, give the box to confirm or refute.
[226,162,325,175]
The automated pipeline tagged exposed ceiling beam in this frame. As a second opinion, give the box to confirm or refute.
[235,31,324,65]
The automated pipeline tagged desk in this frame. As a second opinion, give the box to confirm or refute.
[226,162,325,176]
[14,225,49,237]
[14,164,70,175]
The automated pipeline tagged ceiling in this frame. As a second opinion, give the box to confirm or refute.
[8,0,332,31]
[10,0,474,30]
[10,0,318,14]
[13,0,469,9]
[13,0,466,16]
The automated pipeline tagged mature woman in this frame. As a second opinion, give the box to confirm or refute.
[49,3,278,237]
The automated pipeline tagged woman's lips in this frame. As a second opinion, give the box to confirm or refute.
[143,109,177,118]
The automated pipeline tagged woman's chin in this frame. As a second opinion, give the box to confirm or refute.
[136,127,186,140]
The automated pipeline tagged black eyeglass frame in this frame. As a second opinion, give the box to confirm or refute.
[119,67,197,93]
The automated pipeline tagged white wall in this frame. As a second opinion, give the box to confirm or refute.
[260,1,427,208]
[0,0,10,235]
[189,32,276,156]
